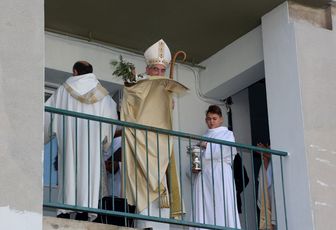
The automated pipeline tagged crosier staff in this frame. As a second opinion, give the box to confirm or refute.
[169,51,187,79]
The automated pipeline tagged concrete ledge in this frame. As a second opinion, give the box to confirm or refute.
[289,2,333,30]
[43,216,135,230]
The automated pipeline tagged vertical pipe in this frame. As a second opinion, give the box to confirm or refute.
[178,137,184,220]
[122,126,127,226]
[251,150,258,230]
[220,145,227,225]
[48,113,53,203]
[280,157,288,230]
[145,130,150,216]
[75,117,78,206]
[134,128,138,209]
[87,120,90,208]
[111,125,115,211]
[188,138,194,222]
[230,147,237,228]
[260,153,268,229]
[99,122,103,210]
[200,143,205,224]
[270,156,277,228]
[210,143,216,225]
[62,115,66,204]
[167,135,172,218]
[240,151,248,229]
[156,132,161,218]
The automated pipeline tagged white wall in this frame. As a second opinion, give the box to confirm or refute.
[199,26,264,99]
[295,18,336,230]
[0,0,44,229]
[231,89,252,145]
[262,2,314,230]
[46,32,143,85]
[263,3,336,229]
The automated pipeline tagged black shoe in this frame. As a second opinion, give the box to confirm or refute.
[57,213,70,219]
[75,212,88,221]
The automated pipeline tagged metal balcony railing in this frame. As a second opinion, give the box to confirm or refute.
[43,106,288,230]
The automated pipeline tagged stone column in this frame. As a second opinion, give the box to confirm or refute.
[262,2,336,230]
[0,0,44,229]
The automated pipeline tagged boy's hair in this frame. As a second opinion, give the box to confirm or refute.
[73,61,93,75]
[206,105,222,117]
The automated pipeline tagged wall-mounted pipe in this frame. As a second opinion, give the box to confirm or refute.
[183,65,226,106]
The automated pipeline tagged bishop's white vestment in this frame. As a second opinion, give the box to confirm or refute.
[44,73,118,219]
[193,126,241,229]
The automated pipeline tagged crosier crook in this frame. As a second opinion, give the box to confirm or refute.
[169,51,187,79]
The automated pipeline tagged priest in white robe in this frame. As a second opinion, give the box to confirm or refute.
[193,105,241,229]
[44,61,118,220]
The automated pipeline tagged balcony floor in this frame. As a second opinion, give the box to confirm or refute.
[43,216,135,230]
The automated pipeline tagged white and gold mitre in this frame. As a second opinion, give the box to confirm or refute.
[144,39,171,67]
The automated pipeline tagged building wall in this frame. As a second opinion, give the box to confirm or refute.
[199,26,264,99]
[0,0,44,229]
[45,32,143,85]
[295,18,336,230]
[261,3,313,229]
[262,2,336,230]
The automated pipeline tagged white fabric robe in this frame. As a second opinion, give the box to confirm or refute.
[104,136,122,197]
[44,73,118,218]
[193,126,241,229]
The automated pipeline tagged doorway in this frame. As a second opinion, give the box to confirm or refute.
[248,78,270,226]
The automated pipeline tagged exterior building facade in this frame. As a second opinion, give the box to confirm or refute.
[1,1,335,229]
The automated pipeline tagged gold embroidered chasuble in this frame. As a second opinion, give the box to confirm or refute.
[121,76,188,216]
